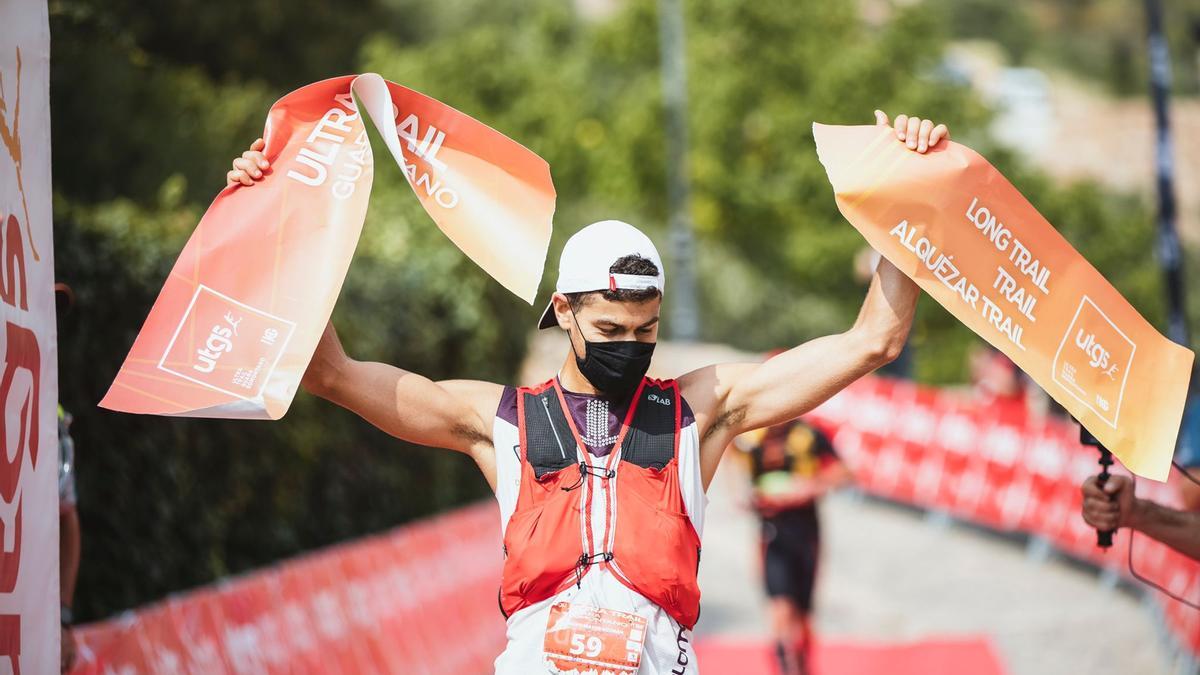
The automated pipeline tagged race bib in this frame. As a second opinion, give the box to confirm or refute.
[543,602,647,674]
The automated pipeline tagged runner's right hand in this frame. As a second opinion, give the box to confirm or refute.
[226,138,270,187]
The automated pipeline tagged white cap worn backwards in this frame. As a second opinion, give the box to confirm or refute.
[537,220,666,330]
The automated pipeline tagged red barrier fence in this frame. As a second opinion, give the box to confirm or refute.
[71,503,505,675]
[807,375,1200,658]
[72,376,1198,672]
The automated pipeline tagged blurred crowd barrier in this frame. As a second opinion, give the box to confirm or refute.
[70,375,1199,673]
[71,503,505,674]
[808,375,1200,660]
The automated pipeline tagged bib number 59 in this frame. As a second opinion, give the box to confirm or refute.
[570,633,603,658]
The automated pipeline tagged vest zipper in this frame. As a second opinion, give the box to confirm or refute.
[541,396,569,460]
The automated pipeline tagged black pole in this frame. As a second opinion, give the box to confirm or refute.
[1079,423,1114,549]
[1145,0,1191,346]
[657,0,700,341]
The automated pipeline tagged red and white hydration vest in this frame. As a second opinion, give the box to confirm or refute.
[492,378,707,675]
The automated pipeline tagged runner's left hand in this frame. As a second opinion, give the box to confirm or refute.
[227,137,270,187]
[874,110,949,154]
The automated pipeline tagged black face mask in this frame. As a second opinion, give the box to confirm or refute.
[570,313,656,400]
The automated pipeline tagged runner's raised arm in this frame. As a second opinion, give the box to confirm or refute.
[684,256,918,478]
[682,111,940,483]
[301,322,503,480]
[225,139,504,482]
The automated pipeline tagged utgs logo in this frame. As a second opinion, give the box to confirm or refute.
[194,312,243,374]
[1052,296,1136,429]
[1074,329,1119,380]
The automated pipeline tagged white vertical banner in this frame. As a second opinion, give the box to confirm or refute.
[0,1,58,674]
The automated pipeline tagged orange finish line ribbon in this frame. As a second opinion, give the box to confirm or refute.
[814,123,1193,480]
[101,74,555,419]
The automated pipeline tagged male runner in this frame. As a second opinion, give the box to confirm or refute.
[735,417,849,675]
[228,110,948,674]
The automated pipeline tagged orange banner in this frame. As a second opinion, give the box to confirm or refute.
[100,74,555,419]
[814,123,1193,480]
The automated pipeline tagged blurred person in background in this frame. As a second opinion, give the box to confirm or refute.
[225,110,947,674]
[968,345,1026,410]
[734,409,850,675]
[1080,475,1200,562]
[55,284,80,674]
[967,343,1047,430]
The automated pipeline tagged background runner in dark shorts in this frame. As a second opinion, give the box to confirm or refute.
[737,420,850,675]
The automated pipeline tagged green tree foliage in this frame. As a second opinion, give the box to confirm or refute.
[932,0,1200,97]
[358,0,991,349]
[357,0,1162,367]
[934,0,1037,64]
[52,0,517,619]
[52,0,1167,620]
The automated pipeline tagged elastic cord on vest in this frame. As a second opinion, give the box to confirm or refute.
[562,461,616,492]
[574,551,614,588]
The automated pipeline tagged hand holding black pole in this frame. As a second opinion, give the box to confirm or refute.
[1079,423,1115,549]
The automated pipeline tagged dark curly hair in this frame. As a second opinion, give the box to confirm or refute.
[565,254,661,311]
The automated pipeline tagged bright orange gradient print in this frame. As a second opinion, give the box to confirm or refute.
[101,75,555,419]
[814,123,1192,480]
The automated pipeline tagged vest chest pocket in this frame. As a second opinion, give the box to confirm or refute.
[612,463,699,575]
[617,459,688,516]
[611,471,701,626]
[502,500,580,602]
